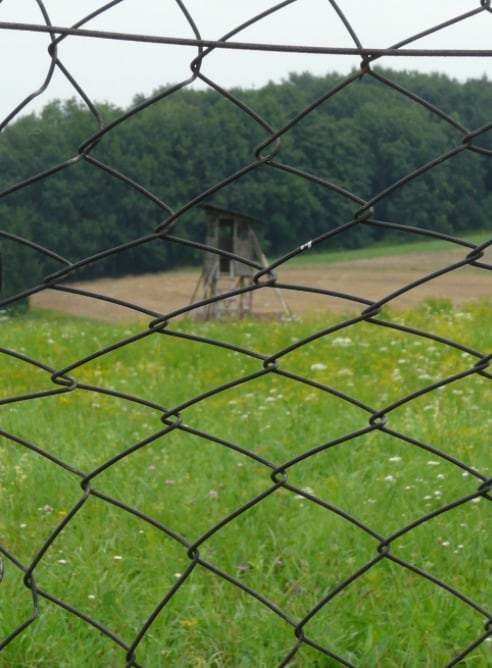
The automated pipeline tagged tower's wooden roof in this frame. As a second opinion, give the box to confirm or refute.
[200,204,258,224]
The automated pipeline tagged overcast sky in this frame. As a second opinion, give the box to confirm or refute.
[0,0,490,119]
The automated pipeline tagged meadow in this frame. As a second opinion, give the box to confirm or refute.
[286,232,492,267]
[0,299,490,667]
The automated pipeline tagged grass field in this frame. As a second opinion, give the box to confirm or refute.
[31,231,492,324]
[286,231,491,267]
[0,299,490,666]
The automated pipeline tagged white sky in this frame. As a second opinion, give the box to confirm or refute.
[0,0,491,119]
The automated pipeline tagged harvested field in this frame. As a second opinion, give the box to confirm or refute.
[31,248,490,323]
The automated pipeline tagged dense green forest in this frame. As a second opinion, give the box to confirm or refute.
[0,68,490,307]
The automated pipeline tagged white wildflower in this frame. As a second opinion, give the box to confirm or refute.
[331,337,352,347]
[310,363,327,371]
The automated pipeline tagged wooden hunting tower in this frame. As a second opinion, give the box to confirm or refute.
[191,205,267,319]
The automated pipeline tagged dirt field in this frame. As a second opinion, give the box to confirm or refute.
[31,248,490,323]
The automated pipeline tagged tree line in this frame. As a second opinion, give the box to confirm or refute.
[0,68,490,309]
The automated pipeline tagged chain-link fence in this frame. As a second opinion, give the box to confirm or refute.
[0,2,491,666]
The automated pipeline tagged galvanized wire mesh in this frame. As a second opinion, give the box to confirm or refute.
[0,2,491,666]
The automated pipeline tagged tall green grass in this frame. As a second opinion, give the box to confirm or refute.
[0,301,490,667]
